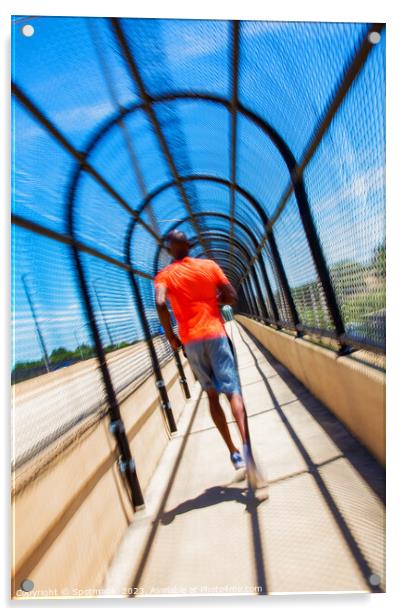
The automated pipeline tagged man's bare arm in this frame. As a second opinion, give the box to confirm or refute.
[155,284,182,350]
[217,282,238,306]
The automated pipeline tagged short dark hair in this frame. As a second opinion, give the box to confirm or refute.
[165,230,191,260]
[166,230,189,245]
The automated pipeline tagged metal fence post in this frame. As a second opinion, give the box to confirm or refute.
[173,350,191,399]
[237,286,247,313]
[70,250,144,511]
[293,177,346,342]
[249,276,261,317]
[128,273,177,433]
[245,276,259,318]
[267,231,300,329]
[251,266,269,321]
[152,245,191,402]
[257,253,280,326]
[239,281,251,314]
[21,274,51,373]
[92,277,115,348]
[242,277,252,315]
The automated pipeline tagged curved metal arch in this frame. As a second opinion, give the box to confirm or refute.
[68,91,299,194]
[131,174,269,229]
[191,230,253,267]
[64,91,306,329]
[128,174,270,274]
[191,240,247,265]
[153,211,260,275]
[191,244,250,278]
[198,216,259,252]
[67,91,301,268]
[128,174,270,273]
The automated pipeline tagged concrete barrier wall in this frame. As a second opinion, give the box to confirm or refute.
[12,351,195,598]
[236,315,385,466]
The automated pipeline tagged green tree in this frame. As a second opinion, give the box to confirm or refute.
[50,347,75,362]
[371,242,386,276]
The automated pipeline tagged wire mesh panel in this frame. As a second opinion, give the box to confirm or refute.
[73,171,136,262]
[260,243,294,326]
[12,102,75,233]
[154,100,231,180]
[273,193,334,332]
[118,18,231,98]
[85,118,153,211]
[302,33,385,349]
[12,17,123,150]
[136,186,191,241]
[79,252,157,398]
[236,114,290,218]
[219,219,258,258]
[254,260,277,322]
[239,21,367,160]
[187,180,265,242]
[115,19,208,231]
[129,225,163,277]
[86,109,173,196]
[12,228,106,476]
[154,246,172,278]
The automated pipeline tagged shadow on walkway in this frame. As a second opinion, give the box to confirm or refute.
[237,325,385,593]
[112,322,384,596]
[238,326,385,503]
[161,483,269,525]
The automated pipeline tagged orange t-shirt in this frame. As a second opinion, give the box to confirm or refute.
[154,257,230,344]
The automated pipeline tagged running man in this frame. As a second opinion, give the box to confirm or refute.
[154,230,257,480]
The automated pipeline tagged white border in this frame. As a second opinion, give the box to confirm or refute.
[1,1,401,614]
[0,0,395,21]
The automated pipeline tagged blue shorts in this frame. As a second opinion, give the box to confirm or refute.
[183,335,241,395]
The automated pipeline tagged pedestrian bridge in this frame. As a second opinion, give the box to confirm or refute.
[11,17,385,597]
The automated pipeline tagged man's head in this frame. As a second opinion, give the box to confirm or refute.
[165,230,190,260]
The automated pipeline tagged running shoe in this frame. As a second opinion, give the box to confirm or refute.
[230,451,245,470]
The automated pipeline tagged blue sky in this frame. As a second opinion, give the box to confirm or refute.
[11,16,385,363]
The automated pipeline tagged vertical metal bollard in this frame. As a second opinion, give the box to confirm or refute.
[173,349,191,399]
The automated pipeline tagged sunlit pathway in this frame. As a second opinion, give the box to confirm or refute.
[104,321,385,596]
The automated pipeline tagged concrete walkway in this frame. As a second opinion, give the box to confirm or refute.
[104,322,385,597]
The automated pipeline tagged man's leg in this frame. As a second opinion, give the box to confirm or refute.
[206,388,239,455]
[184,339,242,458]
[226,391,263,487]
[207,336,263,485]
[226,392,248,445]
